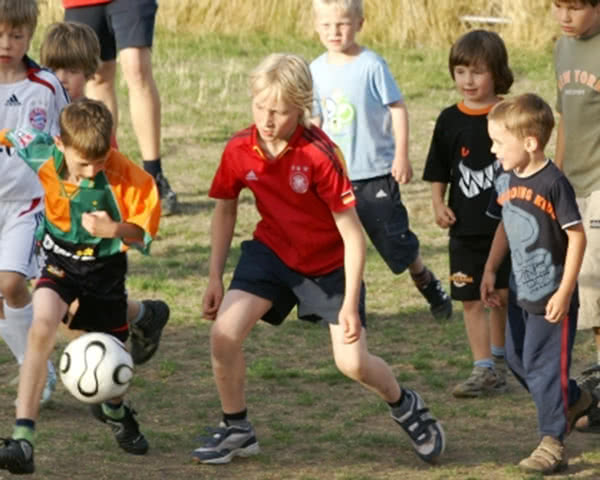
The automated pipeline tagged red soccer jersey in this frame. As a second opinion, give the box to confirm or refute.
[62,0,111,7]
[209,124,356,276]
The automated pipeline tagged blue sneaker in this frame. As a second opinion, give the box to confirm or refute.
[192,421,259,464]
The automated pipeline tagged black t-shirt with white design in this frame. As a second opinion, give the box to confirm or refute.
[423,102,500,237]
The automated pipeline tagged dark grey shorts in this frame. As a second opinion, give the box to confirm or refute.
[449,235,511,301]
[65,0,158,61]
[352,174,419,274]
[230,240,367,327]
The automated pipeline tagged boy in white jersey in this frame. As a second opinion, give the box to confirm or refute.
[0,0,69,403]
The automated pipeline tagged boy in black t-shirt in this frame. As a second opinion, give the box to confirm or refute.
[423,31,513,398]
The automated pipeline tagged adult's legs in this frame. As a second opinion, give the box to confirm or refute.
[119,47,160,162]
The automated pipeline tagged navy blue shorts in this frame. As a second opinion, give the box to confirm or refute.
[65,0,158,61]
[36,249,129,342]
[352,174,419,274]
[230,240,367,327]
[449,235,511,301]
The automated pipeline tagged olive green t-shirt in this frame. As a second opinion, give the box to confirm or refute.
[554,30,600,197]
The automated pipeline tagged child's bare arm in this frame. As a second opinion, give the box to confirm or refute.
[555,116,565,171]
[389,101,412,184]
[481,221,509,307]
[81,211,143,242]
[203,198,238,320]
[545,223,586,323]
[332,207,366,344]
[431,182,456,228]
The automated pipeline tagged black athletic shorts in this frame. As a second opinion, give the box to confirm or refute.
[65,0,158,61]
[449,235,511,301]
[230,240,367,327]
[352,174,419,274]
[36,248,129,342]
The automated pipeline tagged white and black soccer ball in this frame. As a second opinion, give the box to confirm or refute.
[59,332,134,404]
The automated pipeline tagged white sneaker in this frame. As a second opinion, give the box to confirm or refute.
[40,361,56,406]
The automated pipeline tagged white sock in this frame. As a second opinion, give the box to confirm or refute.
[597,350,600,365]
[0,301,33,364]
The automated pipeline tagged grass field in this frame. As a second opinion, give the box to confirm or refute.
[0,10,598,480]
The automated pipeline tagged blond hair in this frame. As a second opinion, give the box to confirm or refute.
[250,53,313,128]
[488,93,555,149]
[41,22,100,79]
[0,0,37,33]
[312,0,363,18]
[59,98,113,160]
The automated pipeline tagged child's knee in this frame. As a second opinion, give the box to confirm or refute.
[334,353,368,382]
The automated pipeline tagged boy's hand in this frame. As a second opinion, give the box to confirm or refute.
[480,270,501,307]
[82,211,118,238]
[338,302,361,344]
[545,289,570,323]
[202,278,224,321]
[433,202,456,228]
[391,156,413,184]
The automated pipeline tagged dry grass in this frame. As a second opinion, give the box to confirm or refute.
[39,0,559,49]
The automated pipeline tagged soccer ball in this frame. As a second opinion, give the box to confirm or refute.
[59,332,134,404]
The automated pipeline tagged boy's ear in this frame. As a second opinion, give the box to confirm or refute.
[524,135,538,153]
[54,136,65,153]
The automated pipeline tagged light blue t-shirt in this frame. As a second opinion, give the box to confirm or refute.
[310,48,403,181]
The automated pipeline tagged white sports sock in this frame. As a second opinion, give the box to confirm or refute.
[597,350,600,365]
[0,301,33,364]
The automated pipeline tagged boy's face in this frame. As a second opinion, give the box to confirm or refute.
[552,1,600,37]
[57,141,107,182]
[314,4,363,55]
[453,63,496,108]
[54,68,87,100]
[488,120,531,173]
[252,89,301,146]
[0,23,32,73]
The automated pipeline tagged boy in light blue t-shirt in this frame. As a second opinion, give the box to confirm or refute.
[310,0,452,319]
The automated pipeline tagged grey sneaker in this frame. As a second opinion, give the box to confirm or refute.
[156,173,179,216]
[130,300,170,365]
[0,438,34,474]
[518,436,567,474]
[452,366,505,398]
[492,355,508,392]
[192,421,260,464]
[391,388,446,464]
[91,404,149,455]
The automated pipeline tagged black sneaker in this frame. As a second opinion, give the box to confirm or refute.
[577,363,600,398]
[0,438,34,474]
[419,277,452,320]
[192,421,260,464]
[391,388,446,464]
[130,299,170,365]
[91,404,149,455]
[156,172,179,216]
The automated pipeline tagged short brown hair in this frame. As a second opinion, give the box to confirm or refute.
[41,21,100,78]
[59,99,113,159]
[250,53,313,128]
[449,30,514,95]
[0,0,37,33]
[488,93,555,149]
[554,0,600,6]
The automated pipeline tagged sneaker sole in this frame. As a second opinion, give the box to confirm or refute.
[192,442,260,465]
